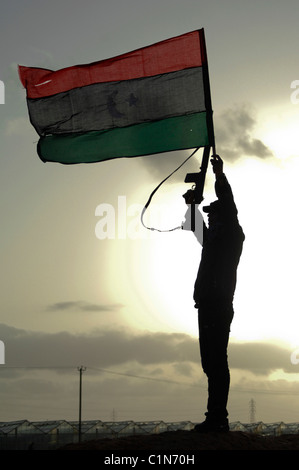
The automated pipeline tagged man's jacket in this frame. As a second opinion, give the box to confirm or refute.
[194,174,245,313]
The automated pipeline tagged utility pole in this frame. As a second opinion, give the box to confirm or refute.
[78,366,86,442]
[112,408,117,422]
[249,398,256,423]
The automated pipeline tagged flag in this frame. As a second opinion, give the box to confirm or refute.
[18,29,214,164]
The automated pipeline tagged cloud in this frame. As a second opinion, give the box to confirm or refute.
[214,104,273,162]
[46,301,123,313]
[229,342,297,375]
[1,324,198,369]
[1,324,299,422]
[1,323,297,377]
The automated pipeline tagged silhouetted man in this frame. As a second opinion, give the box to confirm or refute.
[192,155,245,433]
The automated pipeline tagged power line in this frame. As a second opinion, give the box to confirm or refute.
[88,366,203,387]
[2,365,299,397]
[0,365,203,387]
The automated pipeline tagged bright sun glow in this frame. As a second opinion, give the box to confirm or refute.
[257,106,299,161]
[105,110,299,349]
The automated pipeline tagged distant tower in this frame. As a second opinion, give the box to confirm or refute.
[112,408,117,422]
[249,399,256,423]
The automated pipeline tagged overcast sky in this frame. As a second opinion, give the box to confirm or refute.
[1,0,299,425]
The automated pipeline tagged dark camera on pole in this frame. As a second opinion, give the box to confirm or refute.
[184,171,205,204]
[182,171,205,232]
[183,146,211,205]
[184,172,202,184]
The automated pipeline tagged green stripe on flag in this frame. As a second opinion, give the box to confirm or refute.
[38,113,209,164]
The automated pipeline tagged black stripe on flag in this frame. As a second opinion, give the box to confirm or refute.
[27,67,205,136]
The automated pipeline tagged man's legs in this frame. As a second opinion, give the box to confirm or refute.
[195,308,232,432]
[199,323,231,422]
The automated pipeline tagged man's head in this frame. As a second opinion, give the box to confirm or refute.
[203,200,238,227]
[203,201,222,227]
[203,200,221,215]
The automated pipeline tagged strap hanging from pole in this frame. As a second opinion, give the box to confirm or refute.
[140,147,200,232]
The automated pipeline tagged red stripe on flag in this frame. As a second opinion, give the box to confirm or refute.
[19,30,204,99]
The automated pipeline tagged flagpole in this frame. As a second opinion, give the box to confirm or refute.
[184,30,215,232]
[189,145,210,232]
[199,28,215,156]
